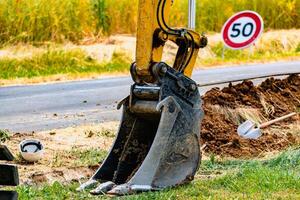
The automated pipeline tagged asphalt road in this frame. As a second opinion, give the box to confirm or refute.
[1,61,299,132]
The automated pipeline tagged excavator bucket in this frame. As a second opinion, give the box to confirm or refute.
[77,63,203,195]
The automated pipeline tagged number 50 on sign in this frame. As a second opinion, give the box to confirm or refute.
[221,11,264,49]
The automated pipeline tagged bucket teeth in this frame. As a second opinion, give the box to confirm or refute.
[107,184,131,195]
[90,181,116,195]
[78,63,203,195]
[76,179,98,192]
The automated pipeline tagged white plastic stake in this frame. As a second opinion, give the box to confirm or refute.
[222,45,226,59]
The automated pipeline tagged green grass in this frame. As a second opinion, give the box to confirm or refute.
[0,129,11,142]
[0,0,298,44]
[69,147,108,167]
[51,147,108,168]
[15,149,300,199]
[85,128,116,138]
[200,41,300,66]
[0,49,130,79]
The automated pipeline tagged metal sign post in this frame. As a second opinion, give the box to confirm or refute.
[188,0,196,29]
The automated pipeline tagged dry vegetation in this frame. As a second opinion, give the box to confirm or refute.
[0,1,299,84]
[0,29,299,85]
[0,0,298,44]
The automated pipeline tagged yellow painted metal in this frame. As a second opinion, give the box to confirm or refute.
[181,30,201,77]
[136,0,171,77]
[135,0,206,80]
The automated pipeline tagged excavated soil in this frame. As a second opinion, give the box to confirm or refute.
[201,75,300,158]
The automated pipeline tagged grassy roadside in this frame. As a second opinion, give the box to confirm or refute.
[0,30,299,85]
[15,149,300,199]
[201,47,300,66]
[0,49,130,79]
[0,39,299,83]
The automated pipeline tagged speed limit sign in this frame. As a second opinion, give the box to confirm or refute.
[221,11,263,49]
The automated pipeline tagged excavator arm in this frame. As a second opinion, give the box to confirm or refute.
[78,0,207,195]
[133,0,207,83]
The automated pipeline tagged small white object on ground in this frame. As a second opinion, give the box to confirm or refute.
[19,139,44,162]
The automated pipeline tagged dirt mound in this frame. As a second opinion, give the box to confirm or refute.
[201,75,300,158]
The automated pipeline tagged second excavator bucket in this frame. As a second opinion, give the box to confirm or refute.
[77,62,203,195]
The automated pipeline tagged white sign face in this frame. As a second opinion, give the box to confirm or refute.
[221,11,264,49]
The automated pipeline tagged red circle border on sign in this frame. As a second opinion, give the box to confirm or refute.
[222,11,263,49]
